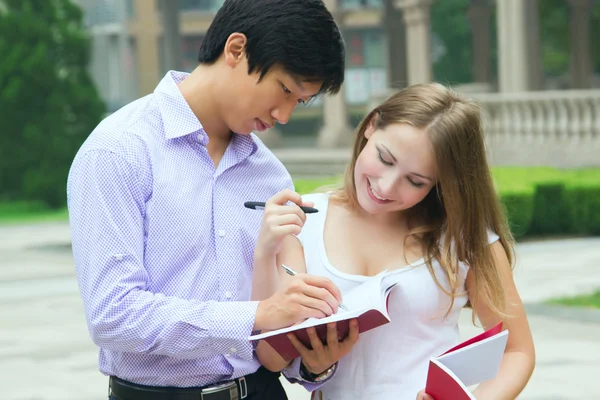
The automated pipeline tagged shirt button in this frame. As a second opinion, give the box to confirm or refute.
[218,229,226,237]
[225,291,232,299]
[196,133,203,142]
[230,347,237,353]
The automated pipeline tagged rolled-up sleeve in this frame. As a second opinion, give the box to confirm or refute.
[67,149,257,360]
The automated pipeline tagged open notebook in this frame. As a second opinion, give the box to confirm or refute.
[425,322,509,400]
[249,270,404,360]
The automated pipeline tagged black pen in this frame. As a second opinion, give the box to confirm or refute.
[281,264,348,311]
[244,201,319,214]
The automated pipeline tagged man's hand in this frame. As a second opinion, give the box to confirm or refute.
[254,274,343,331]
[255,189,313,258]
[416,389,435,400]
[290,320,360,376]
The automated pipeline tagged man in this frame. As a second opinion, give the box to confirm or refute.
[67,0,358,399]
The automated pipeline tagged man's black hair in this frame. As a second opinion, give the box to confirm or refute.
[198,0,345,96]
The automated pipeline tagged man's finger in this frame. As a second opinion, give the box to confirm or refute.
[287,332,310,359]
[272,213,304,228]
[300,284,337,316]
[326,322,339,348]
[268,189,303,207]
[300,275,343,308]
[306,327,325,353]
[340,319,359,351]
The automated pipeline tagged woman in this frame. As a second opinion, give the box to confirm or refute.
[253,83,536,399]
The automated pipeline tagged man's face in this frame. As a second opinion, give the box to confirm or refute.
[220,36,322,135]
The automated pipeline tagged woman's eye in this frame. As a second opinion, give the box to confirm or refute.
[409,179,425,188]
[282,84,291,94]
[377,151,393,166]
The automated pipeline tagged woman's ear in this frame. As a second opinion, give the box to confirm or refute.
[364,112,379,139]
[223,32,247,68]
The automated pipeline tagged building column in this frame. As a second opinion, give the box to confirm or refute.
[496,0,529,92]
[316,0,353,148]
[394,0,434,85]
[567,0,593,89]
[133,0,161,96]
[467,0,492,84]
[384,0,408,89]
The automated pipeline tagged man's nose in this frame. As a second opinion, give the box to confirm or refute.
[271,101,296,125]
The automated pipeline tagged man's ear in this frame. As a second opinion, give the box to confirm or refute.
[364,112,379,139]
[223,32,247,68]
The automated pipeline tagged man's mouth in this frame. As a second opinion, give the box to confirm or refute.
[254,119,272,132]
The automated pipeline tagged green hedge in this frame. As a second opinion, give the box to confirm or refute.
[294,167,600,240]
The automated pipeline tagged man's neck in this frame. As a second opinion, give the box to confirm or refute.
[178,65,233,144]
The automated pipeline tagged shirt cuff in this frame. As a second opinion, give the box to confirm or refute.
[282,357,333,392]
[209,301,259,361]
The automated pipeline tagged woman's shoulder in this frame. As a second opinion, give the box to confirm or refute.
[486,229,500,245]
[301,191,332,207]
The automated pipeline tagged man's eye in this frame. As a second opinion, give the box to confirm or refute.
[282,84,291,94]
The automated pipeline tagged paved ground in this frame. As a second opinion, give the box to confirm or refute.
[1,222,599,400]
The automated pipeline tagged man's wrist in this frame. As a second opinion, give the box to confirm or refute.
[299,361,338,382]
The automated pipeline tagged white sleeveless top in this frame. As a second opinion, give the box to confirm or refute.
[296,193,499,400]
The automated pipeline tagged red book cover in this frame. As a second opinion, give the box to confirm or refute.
[424,322,508,399]
[425,360,475,400]
[249,270,400,360]
[262,308,390,361]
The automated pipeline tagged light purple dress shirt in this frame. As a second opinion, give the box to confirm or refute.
[67,71,314,389]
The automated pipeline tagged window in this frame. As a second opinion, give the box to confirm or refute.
[182,36,204,72]
[179,0,225,12]
[341,0,383,10]
[344,29,385,68]
[125,0,134,19]
[342,29,387,104]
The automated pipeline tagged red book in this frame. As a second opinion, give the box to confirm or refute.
[249,270,401,361]
[424,322,508,400]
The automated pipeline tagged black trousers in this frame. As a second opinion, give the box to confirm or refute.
[108,367,289,400]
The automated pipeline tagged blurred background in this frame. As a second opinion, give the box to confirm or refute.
[1,0,599,399]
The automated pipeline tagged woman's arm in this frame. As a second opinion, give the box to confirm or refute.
[468,241,536,400]
[254,234,308,372]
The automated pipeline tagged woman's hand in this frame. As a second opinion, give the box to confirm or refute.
[255,189,313,258]
[416,389,435,400]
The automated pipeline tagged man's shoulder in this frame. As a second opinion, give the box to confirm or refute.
[248,133,291,177]
[74,95,159,169]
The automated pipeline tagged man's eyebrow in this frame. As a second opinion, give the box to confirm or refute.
[293,77,306,92]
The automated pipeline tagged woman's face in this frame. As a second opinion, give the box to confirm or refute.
[353,122,438,215]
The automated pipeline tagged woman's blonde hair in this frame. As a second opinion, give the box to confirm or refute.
[331,83,515,319]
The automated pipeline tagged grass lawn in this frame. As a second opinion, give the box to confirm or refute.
[0,202,68,225]
[2,166,599,226]
[547,291,600,309]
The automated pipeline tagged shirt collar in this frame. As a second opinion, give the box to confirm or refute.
[154,70,258,158]
[154,70,206,143]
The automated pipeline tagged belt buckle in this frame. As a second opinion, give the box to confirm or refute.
[201,381,239,400]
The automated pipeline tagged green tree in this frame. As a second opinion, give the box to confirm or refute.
[0,0,105,208]
[539,0,569,77]
[431,0,474,85]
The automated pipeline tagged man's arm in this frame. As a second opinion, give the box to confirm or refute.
[67,149,258,361]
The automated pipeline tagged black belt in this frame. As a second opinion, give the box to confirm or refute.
[109,367,281,400]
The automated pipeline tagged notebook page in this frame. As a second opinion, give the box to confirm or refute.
[436,330,508,387]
